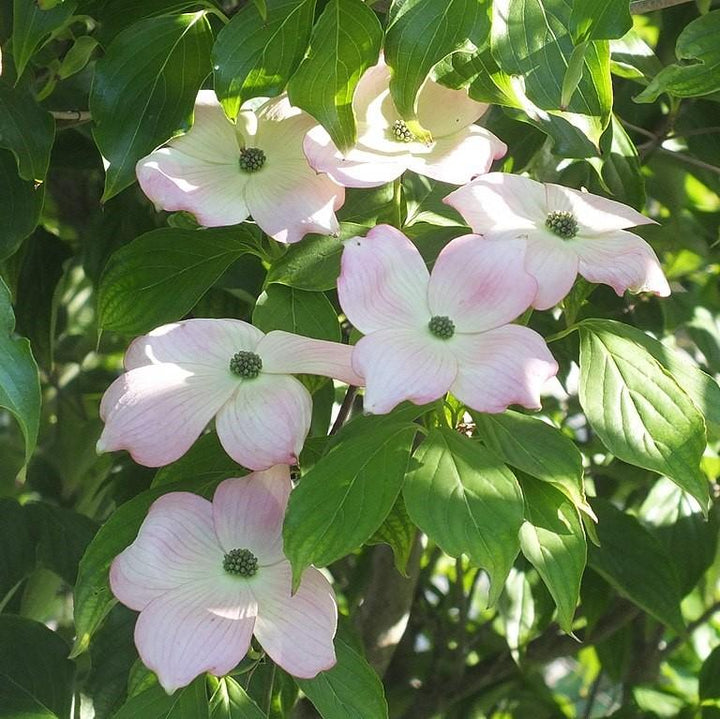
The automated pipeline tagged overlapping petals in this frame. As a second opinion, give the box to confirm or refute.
[136,90,345,243]
[304,58,507,188]
[110,467,338,692]
[97,318,362,471]
[338,225,558,414]
[444,172,671,309]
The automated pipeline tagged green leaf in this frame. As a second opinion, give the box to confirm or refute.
[90,12,213,200]
[366,495,416,576]
[0,81,54,181]
[700,646,720,704]
[12,0,77,79]
[97,226,258,334]
[636,10,720,102]
[385,0,482,125]
[58,35,98,79]
[283,413,416,588]
[209,677,265,719]
[403,428,524,605]
[213,0,315,120]
[111,677,208,719]
[0,499,35,607]
[0,615,75,719]
[253,284,341,342]
[588,499,685,633]
[578,320,709,508]
[0,277,41,464]
[296,636,388,719]
[518,477,586,632]
[472,409,592,519]
[569,0,632,42]
[287,0,382,152]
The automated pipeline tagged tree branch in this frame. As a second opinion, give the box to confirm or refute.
[630,0,695,13]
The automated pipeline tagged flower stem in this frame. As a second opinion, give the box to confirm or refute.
[393,176,403,228]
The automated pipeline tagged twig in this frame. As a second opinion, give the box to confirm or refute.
[659,600,720,658]
[50,110,91,122]
[657,147,720,175]
[630,0,694,13]
[582,671,604,719]
[619,119,658,140]
[329,385,357,435]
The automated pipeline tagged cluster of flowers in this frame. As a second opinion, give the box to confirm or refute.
[101,57,670,693]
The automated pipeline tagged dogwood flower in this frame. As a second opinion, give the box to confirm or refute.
[136,90,345,244]
[337,225,558,414]
[97,318,362,470]
[110,466,337,692]
[444,173,671,310]
[303,58,506,188]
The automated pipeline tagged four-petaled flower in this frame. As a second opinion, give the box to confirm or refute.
[303,58,507,188]
[97,318,362,470]
[136,90,345,244]
[110,466,337,693]
[337,225,558,414]
[444,173,671,310]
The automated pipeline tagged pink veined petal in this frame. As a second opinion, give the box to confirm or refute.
[417,77,489,138]
[258,331,363,386]
[573,230,671,297]
[134,577,258,694]
[110,493,221,611]
[522,233,581,310]
[443,172,546,233]
[428,235,536,333]
[353,328,458,414]
[212,468,292,566]
[215,373,312,470]
[253,563,337,679]
[405,126,507,185]
[450,326,558,413]
[546,183,657,232]
[124,319,265,371]
[338,225,431,334]
[97,364,237,467]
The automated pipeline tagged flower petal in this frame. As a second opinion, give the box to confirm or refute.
[450,326,558,413]
[134,578,257,693]
[258,331,363,386]
[428,235,536,332]
[573,231,671,297]
[443,172,545,232]
[212,467,292,565]
[97,364,237,466]
[215,374,312,470]
[110,492,221,611]
[253,563,337,678]
[353,328,457,414]
[338,225,431,333]
[417,78,489,138]
[523,234,580,310]
[124,319,264,371]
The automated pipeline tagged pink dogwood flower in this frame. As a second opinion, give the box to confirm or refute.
[110,466,337,692]
[136,90,345,244]
[97,318,362,470]
[337,225,558,414]
[444,173,671,310]
[303,58,506,188]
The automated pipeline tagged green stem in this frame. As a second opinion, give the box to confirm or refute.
[544,325,579,344]
[393,176,403,228]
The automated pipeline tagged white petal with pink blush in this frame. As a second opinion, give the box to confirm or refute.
[110,468,338,692]
[444,172,670,309]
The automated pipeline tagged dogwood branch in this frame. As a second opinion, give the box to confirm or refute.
[630,0,694,13]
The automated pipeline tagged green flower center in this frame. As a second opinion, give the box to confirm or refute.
[239,147,266,172]
[428,315,455,340]
[391,119,416,143]
[223,548,258,577]
[229,351,262,378]
[545,211,578,240]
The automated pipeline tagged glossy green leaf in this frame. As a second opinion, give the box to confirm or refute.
[253,284,341,341]
[296,636,388,719]
[403,428,524,604]
[287,0,382,152]
[90,12,213,199]
[0,277,41,465]
[700,646,720,706]
[588,500,685,633]
[366,495,416,576]
[578,320,710,508]
[97,226,258,334]
[111,677,208,719]
[518,478,586,632]
[213,0,315,119]
[209,677,265,719]
[569,0,632,42]
[0,499,35,607]
[283,413,416,588]
[58,35,98,78]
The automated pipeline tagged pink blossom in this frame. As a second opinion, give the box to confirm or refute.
[303,58,506,188]
[337,225,558,414]
[97,319,362,470]
[110,466,337,692]
[444,173,671,310]
[136,90,345,244]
